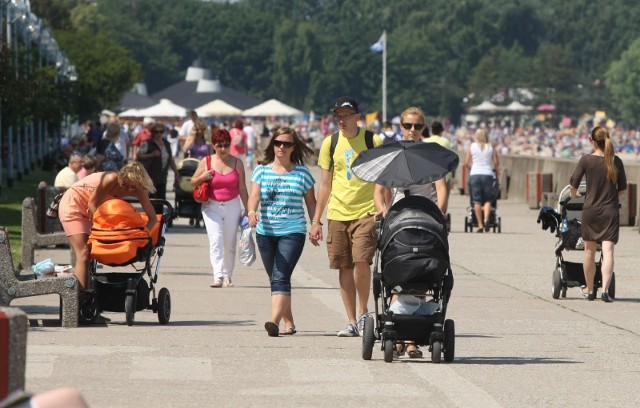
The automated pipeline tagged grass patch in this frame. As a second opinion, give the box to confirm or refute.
[0,169,54,266]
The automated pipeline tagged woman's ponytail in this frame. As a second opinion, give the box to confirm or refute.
[591,126,617,184]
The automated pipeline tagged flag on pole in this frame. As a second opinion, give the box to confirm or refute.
[370,32,385,53]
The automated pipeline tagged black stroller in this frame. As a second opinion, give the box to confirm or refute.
[174,157,203,227]
[362,195,455,363]
[539,183,615,299]
[79,198,173,326]
[464,175,501,233]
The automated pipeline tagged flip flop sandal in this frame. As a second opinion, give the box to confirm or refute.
[264,321,279,337]
[279,327,297,335]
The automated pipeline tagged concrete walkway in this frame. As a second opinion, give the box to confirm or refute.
[13,164,640,407]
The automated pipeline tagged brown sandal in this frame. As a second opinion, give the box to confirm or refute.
[407,345,423,358]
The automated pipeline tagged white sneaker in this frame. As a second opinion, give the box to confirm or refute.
[222,278,233,288]
[356,312,369,333]
[337,323,359,337]
[210,278,223,288]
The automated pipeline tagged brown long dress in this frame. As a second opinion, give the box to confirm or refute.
[569,154,627,243]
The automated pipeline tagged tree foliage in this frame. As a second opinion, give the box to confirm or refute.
[14,0,640,125]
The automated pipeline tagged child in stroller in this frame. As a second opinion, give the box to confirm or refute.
[537,183,615,300]
[81,197,173,326]
[464,173,501,233]
[362,195,455,363]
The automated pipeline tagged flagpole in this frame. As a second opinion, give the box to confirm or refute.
[382,30,387,122]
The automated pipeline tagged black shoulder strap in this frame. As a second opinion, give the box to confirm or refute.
[329,129,375,170]
[329,131,339,170]
[364,130,374,150]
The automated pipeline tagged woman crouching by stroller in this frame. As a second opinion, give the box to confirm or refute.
[58,162,157,289]
[247,127,317,337]
[569,126,626,302]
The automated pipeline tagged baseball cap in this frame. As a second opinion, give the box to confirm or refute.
[330,96,359,113]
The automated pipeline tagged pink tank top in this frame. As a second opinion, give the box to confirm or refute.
[210,165,240,202]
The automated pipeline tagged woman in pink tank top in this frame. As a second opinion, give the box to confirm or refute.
[191,128,249,288]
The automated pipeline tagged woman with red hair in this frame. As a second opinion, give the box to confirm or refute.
[191,128,249,288]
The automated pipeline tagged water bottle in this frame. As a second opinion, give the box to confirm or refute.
[560,218,569,233]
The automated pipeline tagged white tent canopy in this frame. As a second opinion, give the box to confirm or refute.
[135,98,187,118]
[118,108,142,118]
[242,99,303,117]
[469,100,501,113]
[505,101,532,112]
[196,99,242,117]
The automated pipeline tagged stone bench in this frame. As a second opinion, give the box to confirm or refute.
[0,227,79,328]
[0,307,27,400]
[36,182,66,234]
[21,197,74,273]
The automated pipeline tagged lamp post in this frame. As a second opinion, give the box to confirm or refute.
[0,0,10,194]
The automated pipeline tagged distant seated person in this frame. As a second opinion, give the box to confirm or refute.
[54,152,83,187]
[77,154,97,179]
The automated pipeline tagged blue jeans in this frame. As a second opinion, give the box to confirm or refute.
[256,233,305,295]
[469,174,494,204]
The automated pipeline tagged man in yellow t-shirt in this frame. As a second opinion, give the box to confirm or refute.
[309,96,382,337]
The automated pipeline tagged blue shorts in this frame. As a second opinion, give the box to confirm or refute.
[469,174,494,204]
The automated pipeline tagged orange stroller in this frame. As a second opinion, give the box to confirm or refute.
[80,198,172,326]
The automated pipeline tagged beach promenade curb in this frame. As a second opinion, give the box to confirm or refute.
[10,164,640,407]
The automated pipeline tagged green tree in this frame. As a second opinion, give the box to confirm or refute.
[605,37,640,126]
[55,30,141,121]
[467,44,532,101]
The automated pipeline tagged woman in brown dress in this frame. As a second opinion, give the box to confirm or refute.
[569,126,627,302]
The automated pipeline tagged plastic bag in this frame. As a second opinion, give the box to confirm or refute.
[32,258,55,279]
[239,217,256,266]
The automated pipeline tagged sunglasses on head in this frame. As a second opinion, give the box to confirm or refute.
[273,140,295,148]
[401,123,425,131]
[215,143,230,149]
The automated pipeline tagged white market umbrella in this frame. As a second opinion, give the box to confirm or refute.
[505,101,532,112]
[136,98,187,118]
[118,108,143,118]
[469,100,501,113]
[242,99,303,117]
[196,99,242,117]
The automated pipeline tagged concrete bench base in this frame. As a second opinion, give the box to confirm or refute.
[0,307,27,399]
[0,227,78,328]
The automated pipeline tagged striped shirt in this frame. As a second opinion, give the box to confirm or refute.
[251,164,315,236]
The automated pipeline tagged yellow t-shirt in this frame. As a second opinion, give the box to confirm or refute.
[425,135,452,150]
[318,128,383,220]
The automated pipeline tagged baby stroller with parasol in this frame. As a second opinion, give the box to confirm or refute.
[351,140,458,363]
[174,157,203,227]
[79,198,173,326]
[537,182,615,299]
[464,172,502,233]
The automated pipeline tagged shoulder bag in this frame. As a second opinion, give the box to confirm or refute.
[193,155,211,203]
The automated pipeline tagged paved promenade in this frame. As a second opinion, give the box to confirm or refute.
[13,164,640,407]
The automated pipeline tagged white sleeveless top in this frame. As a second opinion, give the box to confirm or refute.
[469,142,494,176]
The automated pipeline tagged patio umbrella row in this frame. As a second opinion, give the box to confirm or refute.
[118,98,303,119]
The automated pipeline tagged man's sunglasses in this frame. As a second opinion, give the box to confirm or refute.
[274,140,295,148]
[401,123,425,131]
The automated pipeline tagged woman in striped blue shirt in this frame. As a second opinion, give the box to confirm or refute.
[248,127,317,337]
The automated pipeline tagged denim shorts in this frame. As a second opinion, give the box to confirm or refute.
[469,174,494,204]
[256,233,305,295]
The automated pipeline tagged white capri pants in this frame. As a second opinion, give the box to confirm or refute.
[201,197,242,280]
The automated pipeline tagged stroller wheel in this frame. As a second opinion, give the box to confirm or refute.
[362,315,375,360]
[552,267,562,299]
[431,341,442,364]
[157,287,171,324]
[383,339,394,363]
[125,293,137,326]
[444,319,455,363]
[79,292,99,325]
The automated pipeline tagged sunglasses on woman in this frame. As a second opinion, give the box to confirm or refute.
[401,123,425,131]
[215,143,231,149]
[274,140,295,148]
